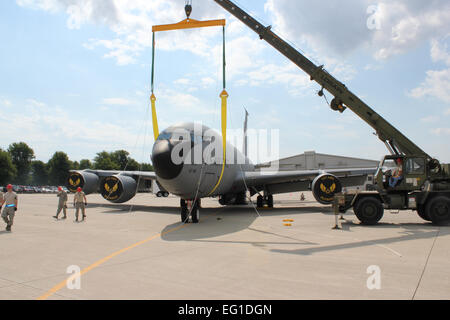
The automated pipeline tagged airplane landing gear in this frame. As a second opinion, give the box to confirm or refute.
[256,194,274,209]
[180,199,200,224]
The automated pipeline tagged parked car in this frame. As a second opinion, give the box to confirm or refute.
[13,185,24,193]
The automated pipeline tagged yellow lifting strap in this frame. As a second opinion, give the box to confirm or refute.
[150,93,159,141]
[150,5,229,195]
[152,18,226,32]
[207,89,228,196]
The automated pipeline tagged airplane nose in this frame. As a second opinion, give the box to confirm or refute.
[152,139,184,180]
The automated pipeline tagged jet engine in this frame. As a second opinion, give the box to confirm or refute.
[67,171,99,195]
[100,175,137,203]
[311,174,342,205]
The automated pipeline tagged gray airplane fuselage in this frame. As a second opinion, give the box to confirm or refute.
[152,123,254,200]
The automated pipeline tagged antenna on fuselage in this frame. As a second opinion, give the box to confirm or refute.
[243,108,249,160]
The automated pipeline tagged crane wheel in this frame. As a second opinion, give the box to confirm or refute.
[354,197,384,225]
[426,196,450,226]
[417,204,431,222]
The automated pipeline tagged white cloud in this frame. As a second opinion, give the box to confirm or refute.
[0,98,12,107]
[201,77,215,87]
[431,38,450,65]
[420,116,439,123]
[410,38,450,103]
[102,98,135,106]
[173,78,191,86]
[264,0,450,61]
[0,98,145,161]
[17,0,223,65]
[432,128,450,136]
[26,99,46,107]
[410,68,450,103]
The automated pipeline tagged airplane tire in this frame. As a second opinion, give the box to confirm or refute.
[426,196,450,226]
[181,207,189,223]
[354,197,384,225]
[156,192,162,198]
[257,196,263,208]
[191,202,199,224]
[267,195,274,208]
[163,192,169,198]
[417,204,431,222]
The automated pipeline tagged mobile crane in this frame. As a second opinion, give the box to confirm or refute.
[213,0,450,225]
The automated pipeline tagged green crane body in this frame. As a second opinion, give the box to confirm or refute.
[213,0,450,225]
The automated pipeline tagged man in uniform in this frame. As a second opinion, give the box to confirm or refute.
[389,158,404,188]
[0,187,4,218]
[53,186,68,220]
[73,187,87,222]
[1,185,18,232]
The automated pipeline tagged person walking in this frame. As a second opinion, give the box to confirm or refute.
[53,186,68,220]
[1,185,18,232]
[73,187,87,222]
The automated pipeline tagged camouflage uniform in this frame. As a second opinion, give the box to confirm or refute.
[74,191,86,221]
[55,190,68,219]
[2,191,18,230]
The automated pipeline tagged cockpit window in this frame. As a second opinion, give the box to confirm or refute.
[157,132,171,141]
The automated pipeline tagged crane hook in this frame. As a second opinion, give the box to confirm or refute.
[185,0,193,19]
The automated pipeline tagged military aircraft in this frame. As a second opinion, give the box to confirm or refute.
[68,120,376,224]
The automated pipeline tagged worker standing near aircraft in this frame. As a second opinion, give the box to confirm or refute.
[1,184,18,232]
[0,188,4,219]
[53,186,68,220]
[73,187,87,222]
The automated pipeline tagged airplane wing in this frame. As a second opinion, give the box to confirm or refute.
[242,167,376,186]
[72,169,157,180]
[67,169,161,201]
[238,167,377,204]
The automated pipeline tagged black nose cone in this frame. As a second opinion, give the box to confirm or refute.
[152,140,184,180]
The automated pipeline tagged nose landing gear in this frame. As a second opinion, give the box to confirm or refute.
[180,199,201,223]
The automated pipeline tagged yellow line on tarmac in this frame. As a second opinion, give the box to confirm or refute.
[37,223,188,300]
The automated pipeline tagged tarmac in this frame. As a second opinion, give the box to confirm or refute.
[0,192,449,300]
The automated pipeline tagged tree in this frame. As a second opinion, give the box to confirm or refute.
[8,142,35,184]
[47,152,72,185]
[79,159,92,170]
[140,163,154,171]
[31,160,49,185]
[0,148,17,185]
[94,151,119,170]
[111,150,130,170]
[71,161,80,170]
[126,158,140,171]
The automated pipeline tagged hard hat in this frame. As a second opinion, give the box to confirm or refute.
[77,187,82,192]
[58,186,63,191]
[6,184,13,190]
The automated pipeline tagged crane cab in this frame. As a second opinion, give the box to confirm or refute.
[375,155,427,193]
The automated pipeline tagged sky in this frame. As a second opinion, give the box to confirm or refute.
[0,0,449,165]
